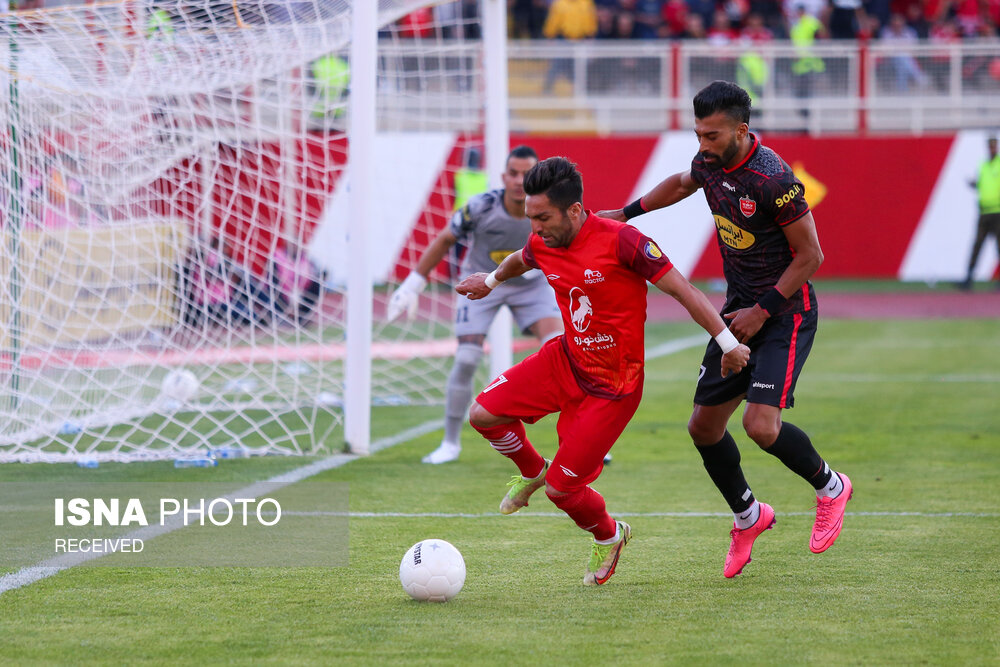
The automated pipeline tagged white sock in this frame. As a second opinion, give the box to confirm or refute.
[734,500,760,530]
[816,470,844,499]
[595,522,621,545]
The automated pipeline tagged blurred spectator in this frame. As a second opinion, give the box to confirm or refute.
[828,0,867,38]
[724,0,752,28]
[789,3,826,107]
[542,0,598,92]
[708,9,739,43]
[929,18,961,90]
[660,0,690,37]
[616,0,664,38]
[750,0,788,36]
[740,11,776,40]
[681,12,709,38]
[880,13,929,92]
[596,5,619,37]
[510,0,550,38]
[687,0,718,30]
[904,1,929,38]
[614,10,642,37]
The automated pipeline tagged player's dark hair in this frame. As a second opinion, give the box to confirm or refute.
[507,145,538,162]
[693,80,751,125]
[523,157,583,211]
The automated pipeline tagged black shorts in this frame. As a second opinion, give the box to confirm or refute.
[693,308,818,409]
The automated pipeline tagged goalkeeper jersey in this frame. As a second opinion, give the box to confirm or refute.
[521,212,673,398]
[449,188,541,288]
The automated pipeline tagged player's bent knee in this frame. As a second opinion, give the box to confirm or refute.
[467,401,497,428]
[544,480,569,499]
[743,419,780,448]
[688,415,724,446]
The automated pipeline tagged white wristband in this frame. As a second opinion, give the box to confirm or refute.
[715,327,739,354]
[484,270,503,290]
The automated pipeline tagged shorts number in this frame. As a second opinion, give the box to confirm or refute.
[456,306,469,324]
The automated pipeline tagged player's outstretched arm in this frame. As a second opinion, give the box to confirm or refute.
[387,228,459,321]
[456,250,531,301]
[596,170,701,222]
[654,266,749,377]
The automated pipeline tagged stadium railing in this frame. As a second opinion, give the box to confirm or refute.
[490,40,1000,134]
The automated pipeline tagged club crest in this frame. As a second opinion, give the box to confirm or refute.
[739,196,756,218]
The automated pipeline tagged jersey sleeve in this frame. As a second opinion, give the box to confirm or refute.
[617,224,673,283]
[763,167,810,226]
[521,235,540,270]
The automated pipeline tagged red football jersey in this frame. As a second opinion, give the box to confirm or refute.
[522,212,673,398]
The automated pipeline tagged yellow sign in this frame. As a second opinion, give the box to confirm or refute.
[0,221,187,350]
[714,215,756,250]
[489,250,516,265]
[792,161,826,209]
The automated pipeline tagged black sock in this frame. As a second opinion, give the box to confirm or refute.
[695,431,754,514]
[764,422,831,490]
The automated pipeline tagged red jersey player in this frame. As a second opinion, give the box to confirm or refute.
[456,157,749,586]
[599,81,853,578]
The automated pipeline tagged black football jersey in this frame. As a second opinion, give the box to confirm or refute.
[690,134,817,316]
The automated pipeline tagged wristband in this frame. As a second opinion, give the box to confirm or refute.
[622,197,648,220]
[484,270,503,290]
[714,327,740,354]
[756,287,786,316]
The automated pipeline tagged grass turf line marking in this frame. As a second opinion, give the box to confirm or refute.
[0,419,444,596]
[0,333,706,596]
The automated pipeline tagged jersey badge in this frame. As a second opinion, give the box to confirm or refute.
[739,196,756,218]
[489,250,515,265]
[568,287,593,333]
[713,215,756,250]
[643,241,663,260]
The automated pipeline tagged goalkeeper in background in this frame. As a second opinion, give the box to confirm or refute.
[388,145,562,464]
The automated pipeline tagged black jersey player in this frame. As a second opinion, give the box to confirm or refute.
[599,80,852,578]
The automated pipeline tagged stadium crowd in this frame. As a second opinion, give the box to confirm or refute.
[507,0,1000,42]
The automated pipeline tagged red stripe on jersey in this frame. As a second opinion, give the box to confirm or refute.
[779,313,803,408]
[801,284,811,311]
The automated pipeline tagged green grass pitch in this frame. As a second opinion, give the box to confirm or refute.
[1,318,998,665]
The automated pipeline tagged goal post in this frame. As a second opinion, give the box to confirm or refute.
[0,0,509,462]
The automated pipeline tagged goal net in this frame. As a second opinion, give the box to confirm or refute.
[0,0,488,462]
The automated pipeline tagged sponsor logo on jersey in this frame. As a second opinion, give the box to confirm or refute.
[583,268,604,284]
[774,184,803,208]
[739,196,756,218]
[573,333,615,347]
[751,381,775,390]
[483,375,508,393]
[489,250,516,265]
[568,287,593,333]
[546,274,560,281]
[713,215,756,250]
[722,181,737,192]
[643,241,663,260]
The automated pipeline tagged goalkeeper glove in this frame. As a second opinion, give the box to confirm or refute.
[387,272,427,321]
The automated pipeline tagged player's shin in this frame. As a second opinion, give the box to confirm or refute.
[546,486,617,541]
[444,343,483,445]
[472,421,545,478]
[695,431,756,516]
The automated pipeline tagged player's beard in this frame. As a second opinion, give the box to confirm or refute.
[542,212,574,248]
[702,137,741,170]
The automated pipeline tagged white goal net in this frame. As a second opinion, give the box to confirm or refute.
[0,0,489,462]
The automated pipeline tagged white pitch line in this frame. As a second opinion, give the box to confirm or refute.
[0,419,444,596]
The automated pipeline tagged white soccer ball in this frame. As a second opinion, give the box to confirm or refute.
[399,539,466,602]
[160,369,200,402]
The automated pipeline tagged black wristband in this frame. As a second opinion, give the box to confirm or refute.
[757,287,786,316]
[623,198,646,220]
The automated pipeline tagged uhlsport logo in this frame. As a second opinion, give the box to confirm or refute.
[752,381,775,390]
[713,215,756,250]
[568,287,593,333]
[583,268,604,284]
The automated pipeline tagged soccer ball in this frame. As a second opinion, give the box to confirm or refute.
[399,539,466,602]
[160,369,200,402]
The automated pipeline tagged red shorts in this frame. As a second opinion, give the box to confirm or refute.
[475,338,643,493]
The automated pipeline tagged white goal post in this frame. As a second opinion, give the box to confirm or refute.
[0,0,510,462]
